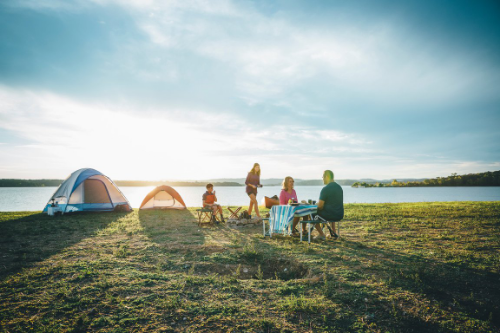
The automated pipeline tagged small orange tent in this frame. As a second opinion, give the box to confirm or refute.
[139,185,186,210]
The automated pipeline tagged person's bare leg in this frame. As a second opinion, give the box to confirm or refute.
[218,205,224,221]
[248,198,254,216]
[300,217,308,232]
[291,217,300,233]
[330,222,337,234]
[315,224,325,236]
[248,193,260,217]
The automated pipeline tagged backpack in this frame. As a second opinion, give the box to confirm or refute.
[239,210,250,219]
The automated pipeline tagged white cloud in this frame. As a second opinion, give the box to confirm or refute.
[115,0,500,109]
[13,0,498,109]
[0,86,371,179]
[3,86,495,180]
[2,1,498,180]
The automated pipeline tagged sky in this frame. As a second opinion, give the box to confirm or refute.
[0,0,499,181]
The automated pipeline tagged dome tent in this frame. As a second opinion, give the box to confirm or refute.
[139,185,186,210]
[43,168,131,214]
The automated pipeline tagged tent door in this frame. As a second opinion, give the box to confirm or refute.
[84,179,113,207]
[153,190,176,208]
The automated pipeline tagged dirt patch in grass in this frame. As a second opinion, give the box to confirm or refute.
[192,256,309,280]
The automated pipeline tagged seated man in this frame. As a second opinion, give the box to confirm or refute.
[202,183,225,223]
[315,170,344,239]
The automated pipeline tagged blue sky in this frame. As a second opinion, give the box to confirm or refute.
[0,0,499,181]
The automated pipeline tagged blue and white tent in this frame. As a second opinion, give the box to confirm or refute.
[43,168,131,214]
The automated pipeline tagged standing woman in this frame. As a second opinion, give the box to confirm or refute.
[245,163,262,219]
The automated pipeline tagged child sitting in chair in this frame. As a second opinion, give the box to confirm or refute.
[202,183,225,223]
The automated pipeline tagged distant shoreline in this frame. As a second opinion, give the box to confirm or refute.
[0,170,498,187]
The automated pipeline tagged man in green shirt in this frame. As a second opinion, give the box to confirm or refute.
[316,170,344,239]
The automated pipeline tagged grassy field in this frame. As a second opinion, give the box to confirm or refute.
[1,202,499,332]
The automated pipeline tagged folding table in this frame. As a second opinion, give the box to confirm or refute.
[263,204,317,238]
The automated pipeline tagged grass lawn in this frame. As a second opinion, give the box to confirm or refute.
[1,202,499,332]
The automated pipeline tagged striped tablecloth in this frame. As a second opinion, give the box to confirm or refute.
[293,204,317,217]
[267,205,317,236]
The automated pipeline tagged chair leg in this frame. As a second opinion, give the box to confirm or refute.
[198,210,214,225]
[331,221,340,237]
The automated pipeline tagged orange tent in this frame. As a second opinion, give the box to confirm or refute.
[139,185,186,210]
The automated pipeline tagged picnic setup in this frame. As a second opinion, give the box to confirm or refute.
[262,202,339,243]
[42,168,343,242]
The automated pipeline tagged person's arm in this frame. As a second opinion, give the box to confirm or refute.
[214,190,217,202]
[317,200,325,210]
[317,187,326,210]
[245,173,255,188]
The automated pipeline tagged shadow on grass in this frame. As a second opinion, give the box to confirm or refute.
[138,209,205,246]
[0,211,126,281]
[125,208,500,331]
[254,234,500,331]
[334,239,500,328]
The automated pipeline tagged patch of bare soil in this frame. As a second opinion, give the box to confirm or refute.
[192,257,309,280]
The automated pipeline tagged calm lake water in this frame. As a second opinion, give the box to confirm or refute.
[0,186,499,212]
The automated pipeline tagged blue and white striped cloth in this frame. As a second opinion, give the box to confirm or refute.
[293,204,317,217]
[268,204,317,236]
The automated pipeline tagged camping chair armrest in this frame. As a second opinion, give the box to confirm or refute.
[299,220,323,225]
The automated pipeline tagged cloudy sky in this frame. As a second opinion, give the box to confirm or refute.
[1,0,499,181]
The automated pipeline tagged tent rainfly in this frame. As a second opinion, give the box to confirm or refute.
[139,185,186,210]
[43,168,132,214]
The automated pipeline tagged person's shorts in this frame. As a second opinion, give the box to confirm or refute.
[205,204,221,210]
[246,191,257,197]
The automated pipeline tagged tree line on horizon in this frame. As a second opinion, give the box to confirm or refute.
[1,170,499,187]
[352,171,500,188]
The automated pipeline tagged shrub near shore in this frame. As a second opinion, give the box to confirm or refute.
[0,202,499,332]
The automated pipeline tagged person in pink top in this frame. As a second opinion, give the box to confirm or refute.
[279,176,298,205]
[279,176,306,236]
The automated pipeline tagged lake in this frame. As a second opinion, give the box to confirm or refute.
[0,186,499,212]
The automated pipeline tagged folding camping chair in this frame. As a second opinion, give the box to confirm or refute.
[313,215,341,237]
[300,215,340,243]
[196,207,214,226]
[227,206,242,219]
